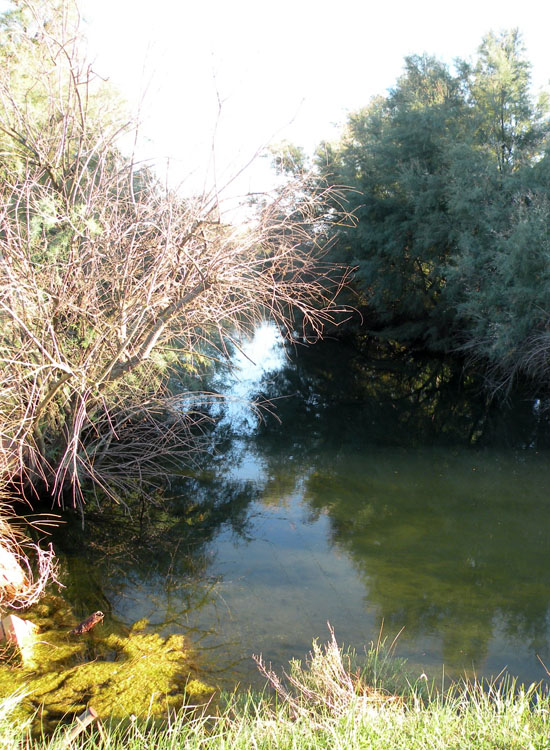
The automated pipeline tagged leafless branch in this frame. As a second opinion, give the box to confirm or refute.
[0,0,351,511]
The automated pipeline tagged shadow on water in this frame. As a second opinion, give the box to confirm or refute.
[47,327,550,689]
[251,333,550,453]
[49,468,262,680]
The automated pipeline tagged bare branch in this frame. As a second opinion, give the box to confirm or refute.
[0,0,351,511]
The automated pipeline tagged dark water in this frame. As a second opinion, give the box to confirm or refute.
[53,325,550,689]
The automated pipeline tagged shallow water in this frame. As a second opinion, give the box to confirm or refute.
[55,324,550,688]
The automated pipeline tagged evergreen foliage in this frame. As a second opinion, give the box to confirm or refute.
[315,29,550,393]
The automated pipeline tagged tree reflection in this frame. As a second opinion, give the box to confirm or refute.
[43,334,550,684]
[249,338,550,675]
[252,336,550,455]
[304,450,550,670]
[50,465,261,637]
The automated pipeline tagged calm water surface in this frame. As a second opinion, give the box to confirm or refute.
[57,325,550,688]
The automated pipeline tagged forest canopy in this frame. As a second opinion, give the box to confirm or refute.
[310,29,550,395]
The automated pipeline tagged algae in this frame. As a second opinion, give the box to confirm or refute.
[0,595,213,734]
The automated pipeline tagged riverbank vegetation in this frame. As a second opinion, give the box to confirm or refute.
[0,595,212,736]
[0,498,56,608]
[1,3,548,507]
[0,0,348,512]
[2,0,550,745]
[1,630,549,749]
[292,28,550,396]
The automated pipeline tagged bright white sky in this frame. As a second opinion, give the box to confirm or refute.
[5,0,550,201]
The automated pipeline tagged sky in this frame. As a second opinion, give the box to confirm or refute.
[4,0,550,201]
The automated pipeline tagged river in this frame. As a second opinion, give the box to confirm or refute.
[54,323,550,689]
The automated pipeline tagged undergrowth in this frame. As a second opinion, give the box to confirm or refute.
[1,628,549,749]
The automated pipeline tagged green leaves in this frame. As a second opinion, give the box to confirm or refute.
[459,29,548,172]
[320,54,464,345]
[317,29,550,390]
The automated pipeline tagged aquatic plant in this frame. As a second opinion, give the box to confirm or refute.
[0,596,213,734]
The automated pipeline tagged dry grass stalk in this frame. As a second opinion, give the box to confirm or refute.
[0,498,58,610]
[253,625,402,728]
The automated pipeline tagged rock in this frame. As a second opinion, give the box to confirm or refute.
[0,614,37,665]
[0,545,28,601]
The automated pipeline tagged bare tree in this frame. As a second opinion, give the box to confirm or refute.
[0,0,349,511]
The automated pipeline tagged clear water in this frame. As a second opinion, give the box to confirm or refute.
[56,324,550,689]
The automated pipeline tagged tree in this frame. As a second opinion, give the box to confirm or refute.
[316,30,550,394]
[446,31,550,391]
[0,0,348,511]
[458,29,548,173]
[449,165,550,393]
[319,54,467,347]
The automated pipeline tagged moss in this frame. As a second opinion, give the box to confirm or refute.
[0,595,213,734]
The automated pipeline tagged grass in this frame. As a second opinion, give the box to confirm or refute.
[1,631,549,749]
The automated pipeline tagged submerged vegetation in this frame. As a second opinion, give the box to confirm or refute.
[0,594,212,734]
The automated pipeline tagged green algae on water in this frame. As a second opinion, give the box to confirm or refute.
[0,595,213,733]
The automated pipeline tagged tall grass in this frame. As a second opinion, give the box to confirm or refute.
[2,632,549,749]
[0,689,32,750]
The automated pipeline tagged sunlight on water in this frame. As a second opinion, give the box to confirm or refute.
[56,324,550,690]
[213,322,286,437]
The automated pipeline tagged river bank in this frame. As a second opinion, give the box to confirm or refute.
[5,325,550,698]
[3,325,550,735]
[2,631,548,749]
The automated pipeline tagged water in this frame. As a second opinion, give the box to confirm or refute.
[54,324,550,689]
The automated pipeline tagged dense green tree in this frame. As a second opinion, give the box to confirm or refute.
[445,32,550,390]
[320,54,467,347]
[448,160,550,391]
[459,29,547,173]
[316,30,550,392]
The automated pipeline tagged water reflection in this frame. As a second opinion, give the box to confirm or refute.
[248,333,550,680]
[50,326,550,689]
[252,334,550,452]
[50,479,260,684]
[300,448,550,675]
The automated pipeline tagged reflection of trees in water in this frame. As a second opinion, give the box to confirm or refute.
[52,468,261,629]
[301,452,550,671]
[48,335,550,680]
[249,338,550,673]
[252,336,550,454]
